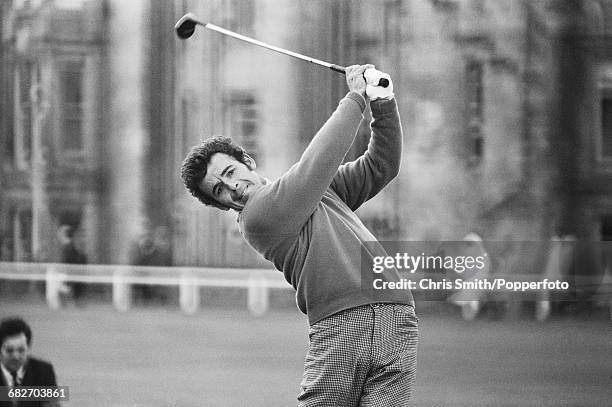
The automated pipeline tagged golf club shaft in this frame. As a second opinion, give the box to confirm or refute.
[199,21,346,74]
[177,13,388,87]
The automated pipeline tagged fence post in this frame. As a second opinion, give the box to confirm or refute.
[45,265,62,310]
[179,272,199,315]
[248,270,269,316]
[537,238,561,321]
[595,266,612,324]
[112,268,131,312]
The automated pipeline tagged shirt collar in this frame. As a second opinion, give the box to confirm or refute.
[0,362,25,385]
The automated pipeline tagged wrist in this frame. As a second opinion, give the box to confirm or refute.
[370,96,396,116]
[345,91,366,112]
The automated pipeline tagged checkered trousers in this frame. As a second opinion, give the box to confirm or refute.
[297,303,419,407]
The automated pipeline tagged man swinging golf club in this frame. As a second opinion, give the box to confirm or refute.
[181,64,418,406]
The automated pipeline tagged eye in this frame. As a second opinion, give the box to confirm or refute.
[227,168,234,176]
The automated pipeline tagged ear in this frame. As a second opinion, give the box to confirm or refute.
[243,153,256,170]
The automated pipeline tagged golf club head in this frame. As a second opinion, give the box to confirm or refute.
[175,13,200,39]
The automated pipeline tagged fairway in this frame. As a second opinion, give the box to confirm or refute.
[1,300,610,406]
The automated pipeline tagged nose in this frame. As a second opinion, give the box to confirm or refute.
[230,186,242,200]
[217,176,237,191]
[220,179,242,201]
[224,179,239,192]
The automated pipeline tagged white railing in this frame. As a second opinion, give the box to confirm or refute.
[0,262,291,316]
[1,261,610,321]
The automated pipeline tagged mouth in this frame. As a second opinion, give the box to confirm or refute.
[7,360,22,369]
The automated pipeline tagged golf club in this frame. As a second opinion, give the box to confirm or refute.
[175,13,389,88]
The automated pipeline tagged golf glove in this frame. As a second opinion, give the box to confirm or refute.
[364,68,394,101]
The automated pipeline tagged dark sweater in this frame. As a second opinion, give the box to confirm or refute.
[239,92,414,324]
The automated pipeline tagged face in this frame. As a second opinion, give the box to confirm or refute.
[199,153,264,211]
[0,333,30,372]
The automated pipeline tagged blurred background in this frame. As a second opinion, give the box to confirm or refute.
[0,0,611,405]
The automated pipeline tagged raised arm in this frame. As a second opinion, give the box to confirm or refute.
[244,65,372,234]
[331,82,403,211]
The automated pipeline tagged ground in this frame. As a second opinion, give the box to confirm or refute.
[0,300,610,406]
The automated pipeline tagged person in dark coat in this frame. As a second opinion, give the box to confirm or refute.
[0,317,58,407]
[57,225,88,304]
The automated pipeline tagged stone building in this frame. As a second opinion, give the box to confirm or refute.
[0,0,105,262]
[1,0,611,281]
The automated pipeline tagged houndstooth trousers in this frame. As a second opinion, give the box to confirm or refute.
[297,303,419,406]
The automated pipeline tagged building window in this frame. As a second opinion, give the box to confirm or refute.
[5,207,33,261]
[224,93,259,162]
[58,59,84,155]
[14,61,34,169]
[601,215,612,241]
[383,0,402,53]
[14,0,33,10]
[600,88,612,159]
[466,59,484,160]
[224,0,254,35]
[54,0,86,10]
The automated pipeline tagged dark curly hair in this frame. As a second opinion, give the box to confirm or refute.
[0,317,32,347]
[181,136,251,209]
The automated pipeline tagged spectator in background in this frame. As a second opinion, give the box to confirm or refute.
[57,225,88,305]
[130,226,172,305]
[435,233,491,320]
[0,317,58,407]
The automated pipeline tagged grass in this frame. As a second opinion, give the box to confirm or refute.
[1,300,610,406]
